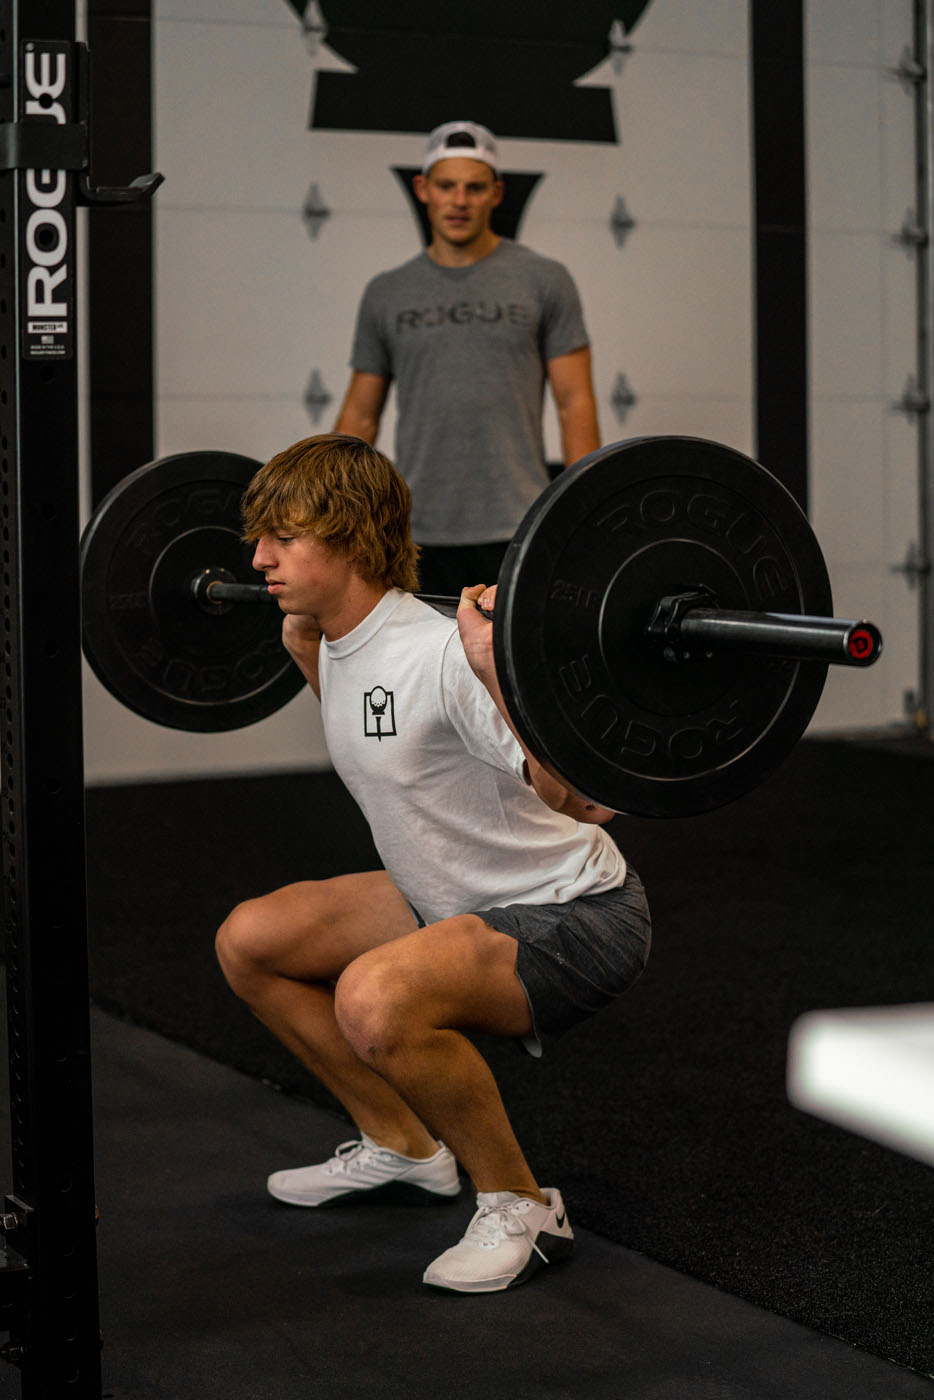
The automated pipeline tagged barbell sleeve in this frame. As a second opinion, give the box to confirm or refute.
[675,608,883,668]
[204,580,273,603]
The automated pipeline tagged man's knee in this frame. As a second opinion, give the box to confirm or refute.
[334,954,414,1064]
[215,899,264,990]
[215,889,314,987]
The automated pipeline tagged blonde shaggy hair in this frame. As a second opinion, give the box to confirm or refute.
[241,434,420,592]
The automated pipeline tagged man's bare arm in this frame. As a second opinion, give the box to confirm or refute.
[334,371,391,444]
[457,584,615,825]
[546,346,600,467]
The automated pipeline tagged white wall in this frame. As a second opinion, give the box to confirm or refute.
[84,0,755,782]
[805,0,921,732]
[84,0,330,782]
[81,0,917,782]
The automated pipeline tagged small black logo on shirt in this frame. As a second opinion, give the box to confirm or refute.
[395,302,528,333]
[364,687,396,740]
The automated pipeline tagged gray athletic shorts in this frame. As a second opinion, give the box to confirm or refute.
[475,868,652,1058]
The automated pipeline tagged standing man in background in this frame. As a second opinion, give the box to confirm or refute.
[334,120,601,596]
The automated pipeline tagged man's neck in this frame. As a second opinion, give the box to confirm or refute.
[427,230,501,269]
[320,579,391,642]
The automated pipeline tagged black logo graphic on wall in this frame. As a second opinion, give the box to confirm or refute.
[365,687,396,741]
[287,1,655,244]
[287,1,653,142]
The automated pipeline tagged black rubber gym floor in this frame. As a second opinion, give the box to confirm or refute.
[49,1012,934,1398]
[3,734,931,1396]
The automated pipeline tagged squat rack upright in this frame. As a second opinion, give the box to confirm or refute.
[0,2,160,1392]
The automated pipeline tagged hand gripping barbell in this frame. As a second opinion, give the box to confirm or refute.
[79,437,882,818]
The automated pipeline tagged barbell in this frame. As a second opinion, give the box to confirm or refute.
[79,437,882,818]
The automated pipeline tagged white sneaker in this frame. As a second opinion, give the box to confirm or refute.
[266,1134,461,1207]
[422,1188,574,1292]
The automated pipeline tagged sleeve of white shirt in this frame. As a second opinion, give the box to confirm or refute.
[439,633,527,784]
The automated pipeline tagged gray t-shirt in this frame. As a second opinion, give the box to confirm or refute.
[349,240,589,544]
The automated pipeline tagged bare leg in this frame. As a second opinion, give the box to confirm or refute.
[334,915,546,1201]
[216,872,438,1158]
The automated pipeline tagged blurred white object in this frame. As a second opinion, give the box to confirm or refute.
[787,1004,934,1166]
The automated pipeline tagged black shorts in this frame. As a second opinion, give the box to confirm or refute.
[475,869,652,1057]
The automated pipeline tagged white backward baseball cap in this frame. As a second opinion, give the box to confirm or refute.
[421,121,499,174]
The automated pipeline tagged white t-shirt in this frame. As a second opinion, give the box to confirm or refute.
[318,590,626,924]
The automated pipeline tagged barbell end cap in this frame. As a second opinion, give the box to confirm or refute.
[844,621,883,667]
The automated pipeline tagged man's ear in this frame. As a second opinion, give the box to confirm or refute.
[491,179,505,209]
[413,173,428,205]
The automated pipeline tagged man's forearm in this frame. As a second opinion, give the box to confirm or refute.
[547,347,600,467]
[458,589,613,824]
[333,371,389,444]
[333,403,378,443]
[558,395,600,467]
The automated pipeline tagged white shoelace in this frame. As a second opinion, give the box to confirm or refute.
[468,1200,550,1262]
[324,1139,385,1176]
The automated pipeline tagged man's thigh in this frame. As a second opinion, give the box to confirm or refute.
[343,915,533,1040]
[234,870,419,981]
